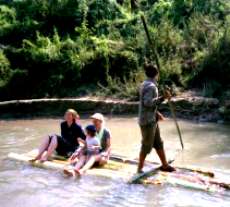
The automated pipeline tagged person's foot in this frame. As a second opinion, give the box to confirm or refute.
[63,167,82,178]
[78,169,84,176]
[39,156,49,162]
[29,158,36,162]
[39,154,54,162]
[74,169,82,178]
[160,165,176,172]
[137,169,144,174]
[29,154,42,162]
[63,168,75,177]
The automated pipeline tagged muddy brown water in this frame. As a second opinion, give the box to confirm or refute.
[0,116,230,207]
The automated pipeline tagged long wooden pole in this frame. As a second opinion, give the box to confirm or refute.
[140,14,184,150]
[168,97,184,149]
[140,15,160,70]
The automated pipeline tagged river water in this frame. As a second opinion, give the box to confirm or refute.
[0,116,230,207]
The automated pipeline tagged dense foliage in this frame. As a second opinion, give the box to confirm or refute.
[0,0,230,100]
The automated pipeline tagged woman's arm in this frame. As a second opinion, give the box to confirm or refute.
[88,139,100,151]
[68,146,84,163]
[90,145,100,149]
[74,125,86,146]
[77,138,86,146]
[60,122,65,138]
[78,125,86,140]
[101,137,111,157]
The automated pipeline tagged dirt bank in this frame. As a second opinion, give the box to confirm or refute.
[1,94,229,123]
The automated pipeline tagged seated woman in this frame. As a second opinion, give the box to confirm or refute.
[31,109,86,162]
[64,113,111,176]
[77,113,111,175]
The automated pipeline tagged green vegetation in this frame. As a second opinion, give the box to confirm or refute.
[0,0,230,101]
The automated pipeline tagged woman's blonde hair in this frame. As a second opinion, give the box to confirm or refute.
[66,109,79,121]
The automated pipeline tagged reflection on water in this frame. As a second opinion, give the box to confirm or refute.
[0,117,230,207]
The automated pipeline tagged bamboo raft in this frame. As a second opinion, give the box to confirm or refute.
[7,150,137,179]
[7,150,230,193]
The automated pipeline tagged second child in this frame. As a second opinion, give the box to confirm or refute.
[64,125,100,177]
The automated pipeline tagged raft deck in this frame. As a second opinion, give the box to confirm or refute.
[7,150,230,193]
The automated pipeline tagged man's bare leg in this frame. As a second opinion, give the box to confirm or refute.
[156,148,175,172]
[156,148,168,167]
[137,152,147,173]
[99,156,109,166]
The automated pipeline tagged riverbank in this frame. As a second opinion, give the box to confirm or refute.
[0,92,229,123]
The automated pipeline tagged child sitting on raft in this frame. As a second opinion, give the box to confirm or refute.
[64,125,100,177]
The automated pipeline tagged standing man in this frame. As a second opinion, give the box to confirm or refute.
[137,63,175,173]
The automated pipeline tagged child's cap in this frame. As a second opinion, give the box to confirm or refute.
[85,125,96,133]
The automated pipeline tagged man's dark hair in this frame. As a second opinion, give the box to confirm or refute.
[144,63,159,78]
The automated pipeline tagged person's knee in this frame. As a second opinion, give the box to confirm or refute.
[153,141,164,150]
[50,135,57,143]
[88,155,96,163]
[99,159,107,166]
[43,135,50,143]
[140,144,152,155]
[46,135,58,150]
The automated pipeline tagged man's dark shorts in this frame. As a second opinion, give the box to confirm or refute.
[140,122,164,155]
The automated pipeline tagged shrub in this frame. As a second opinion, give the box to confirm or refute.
[87,0,125,28]
[0,0,230,100]
[14,0,84,33]
[0,50,11,86]
[191,28,230,96]
[0,5,18,43]
[148,0,172,24]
